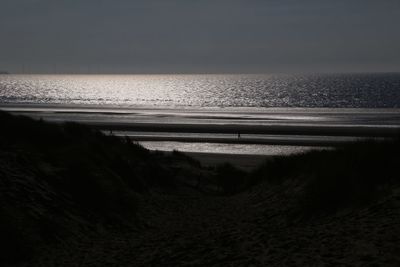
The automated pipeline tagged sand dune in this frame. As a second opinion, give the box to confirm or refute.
[33,174,400,266]
[1,110,400,266]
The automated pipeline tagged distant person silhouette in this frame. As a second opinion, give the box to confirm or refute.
[238,132,241,139]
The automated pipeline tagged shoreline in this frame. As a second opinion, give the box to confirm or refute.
[2,103,400,148]
[118,132,367,146]
[5,110,400,139]
[2,102,400,113]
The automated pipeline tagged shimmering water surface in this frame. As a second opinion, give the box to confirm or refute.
[1,73,400,155]
[140,142,326,155]
[1,73,400,108]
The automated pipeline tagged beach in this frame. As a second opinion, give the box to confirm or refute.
[1,103,399,157]
[1,76,400,266]
[2,0,400,264]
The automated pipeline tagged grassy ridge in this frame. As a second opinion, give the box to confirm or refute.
[0,111,208,263]
[248,138,400,217]
[1,110,399,264]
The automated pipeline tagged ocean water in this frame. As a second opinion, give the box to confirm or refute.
[1,73,400,155]
[139,141,328,156]
[1,73,400,108]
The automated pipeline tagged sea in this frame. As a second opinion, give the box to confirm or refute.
[1,73,400,155]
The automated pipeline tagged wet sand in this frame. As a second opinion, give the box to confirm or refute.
[2,103,400,137]
[2,103,400,149]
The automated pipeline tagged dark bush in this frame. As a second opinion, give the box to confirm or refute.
[248,138,400,216]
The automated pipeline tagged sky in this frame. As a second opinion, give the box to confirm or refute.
[0,0,399,74]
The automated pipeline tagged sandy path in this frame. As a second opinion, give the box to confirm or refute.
[36,195,257,266]
[33,182,400,266]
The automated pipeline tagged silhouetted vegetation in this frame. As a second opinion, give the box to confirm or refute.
[1,110,399,265]
[248,138,400,217]
[171,149,202,168]
[0,111,208,264]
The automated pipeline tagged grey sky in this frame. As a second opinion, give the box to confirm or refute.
[1,0,399,73]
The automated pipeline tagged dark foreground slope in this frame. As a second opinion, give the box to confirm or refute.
[1,111,400,266]
[0,111,238,265]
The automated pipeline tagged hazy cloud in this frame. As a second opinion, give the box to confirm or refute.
[1,0,399,73]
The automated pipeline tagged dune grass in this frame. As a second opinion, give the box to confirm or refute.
[1,110,399,264]
[0,111,203,263]
[247,138,400,217]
